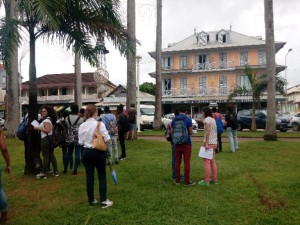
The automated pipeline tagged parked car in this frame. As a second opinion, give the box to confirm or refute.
[162,113,198,130]
[237,109,290,132]
[290,112,300,131]
[140,105,155,130]
[0,118,4,128]
[193,113,204,129]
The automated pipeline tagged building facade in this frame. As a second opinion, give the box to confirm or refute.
[287,85,300,113]
[149,29,286,116]
[21,72,116,116]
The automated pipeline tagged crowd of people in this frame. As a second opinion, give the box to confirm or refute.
[167,105,239,186]
[0,102,239,222]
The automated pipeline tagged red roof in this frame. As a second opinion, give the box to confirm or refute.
[21,72,116,90]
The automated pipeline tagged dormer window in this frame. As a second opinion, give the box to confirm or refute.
[216,30,229,43]
[196,31,209,45]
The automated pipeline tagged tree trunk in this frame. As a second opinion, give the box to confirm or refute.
[153,0,162,130]
[126,0,137,110]
[4,0,19,137]
[25,28,42,174]
[74,51,82,108]
[264,0,277,141]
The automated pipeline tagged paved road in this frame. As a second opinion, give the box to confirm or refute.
[138,135,300,142]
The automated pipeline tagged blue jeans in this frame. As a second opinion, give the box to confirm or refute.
[106,135,119,163]
[65,144,81,172]
[226,127,238,152]
[82,148,107,204]
[0,168,8,212]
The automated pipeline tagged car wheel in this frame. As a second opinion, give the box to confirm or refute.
[237,122,243,131]
[292,123,300,131]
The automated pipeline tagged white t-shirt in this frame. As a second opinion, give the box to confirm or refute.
[203,116,218,145]
[39,117,53,138]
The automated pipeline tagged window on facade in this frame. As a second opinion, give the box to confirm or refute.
[237,75,251,89]
[258,50,266,65]
[49,88,58,96]
[240,51,248,66]
[197,34,209,45]
[179,77,188,95]
[162,78,173,95]
[219,75,228,94]
[198,55,207,64]
[198,76,207,94]
[87,87,96,95]
[179,56,187,69]
[61,88,68,95]
[219,52,227,68]
[162,57,172,69]
[39,89,46,96]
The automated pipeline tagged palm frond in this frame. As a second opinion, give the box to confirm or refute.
[0,18,21,69]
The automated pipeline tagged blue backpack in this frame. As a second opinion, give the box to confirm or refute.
[17,115,28,141]
[172,116,188,144]
[213,113,224,135]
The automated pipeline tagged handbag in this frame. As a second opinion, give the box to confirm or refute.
[92,122,107,151]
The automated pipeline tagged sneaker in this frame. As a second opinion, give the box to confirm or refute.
[198,180,210,186]
[174,180,180,186]
[184,181,196,186]
[209,180,218,185]
[53,172,59,177]
[63,171,67,174]
[101,199,113,208]
[120,157,126,161]
[115,160,119,165]
[36,173,47,179]
[72,171,78,175]
[89,199,98,207]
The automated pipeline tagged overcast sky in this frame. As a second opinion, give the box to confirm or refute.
[17,0,299,88]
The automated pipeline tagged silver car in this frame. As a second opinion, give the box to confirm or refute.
[290,112,300,131]
[0,118,5,128]
[162,113,198,130]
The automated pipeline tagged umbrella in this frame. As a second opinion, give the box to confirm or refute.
[109,164,118,185]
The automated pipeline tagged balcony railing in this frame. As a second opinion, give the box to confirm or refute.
[162,87,232,97]
[21,94,98,103]
[192,61,235,72]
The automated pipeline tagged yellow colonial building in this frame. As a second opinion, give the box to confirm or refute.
[149,29,286,115]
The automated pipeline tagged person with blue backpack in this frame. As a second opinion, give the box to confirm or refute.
[171,105,195,186]
[212,107,223,153]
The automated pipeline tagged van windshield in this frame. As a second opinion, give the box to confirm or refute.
[141,108,155,116]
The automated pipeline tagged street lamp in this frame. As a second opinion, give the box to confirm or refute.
[284,48,292,113]
[136,55,142,132]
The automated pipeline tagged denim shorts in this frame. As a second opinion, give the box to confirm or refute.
[130,123,137,131]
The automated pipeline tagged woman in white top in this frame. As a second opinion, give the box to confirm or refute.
[34,106,59,179]
[78,104,113,208]
[199,106,218,186]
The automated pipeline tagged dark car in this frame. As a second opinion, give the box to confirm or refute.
[237,109,290,132]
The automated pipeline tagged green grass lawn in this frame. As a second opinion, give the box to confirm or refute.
[139,129,300,138]
[2,137,300,224]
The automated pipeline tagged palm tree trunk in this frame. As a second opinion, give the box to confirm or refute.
[74,51,82,108]
[4,0,19,137]
[153,0,162,130]
[264,0,277,141]
[126,0,137,110]
[25,28,42,174]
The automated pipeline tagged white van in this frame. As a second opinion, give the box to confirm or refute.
[139,104,155,130]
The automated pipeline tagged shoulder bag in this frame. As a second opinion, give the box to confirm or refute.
[92,122,107,151]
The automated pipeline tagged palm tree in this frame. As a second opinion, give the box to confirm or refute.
[0,0,131,174]
[264,0,277,140]
[228,65,285,131]
[0,0,20,137]
[153,0,162,130]
[126,0,137,110]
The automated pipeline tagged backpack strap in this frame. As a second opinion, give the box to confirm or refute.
[73,116,80,126]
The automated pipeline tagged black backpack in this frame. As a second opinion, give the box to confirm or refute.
[122,115,130,133]
[51,122,63,149]
[229,113,238,130]
[172,116,188,144]
[65,116,80,145]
